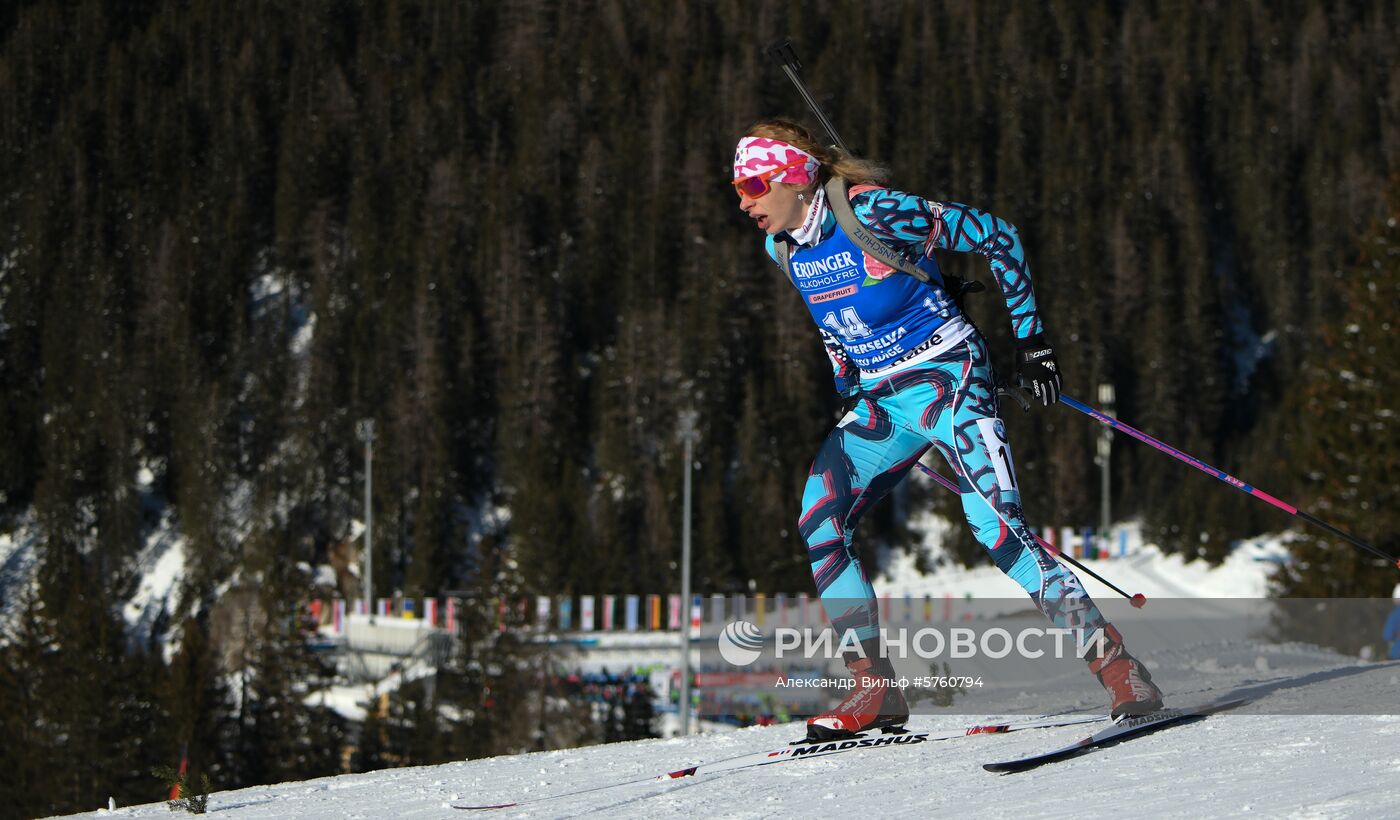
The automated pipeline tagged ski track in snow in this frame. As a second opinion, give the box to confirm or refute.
[59,660,1400,820]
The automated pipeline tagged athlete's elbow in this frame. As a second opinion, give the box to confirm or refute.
[983,215,1025,259]
[995,216,1022,242]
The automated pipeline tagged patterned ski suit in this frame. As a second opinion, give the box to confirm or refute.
[768,186,1108,643]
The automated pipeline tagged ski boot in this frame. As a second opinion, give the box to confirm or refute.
[1087,624,1164,720]
[804,637,909,741]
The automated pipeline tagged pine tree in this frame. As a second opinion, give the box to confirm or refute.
[435,535,578,759]
[1276,183,1400,602]
[5,538,173,816]
[226,530,347,788]
[162,614,241,790]
[0,590,62,818]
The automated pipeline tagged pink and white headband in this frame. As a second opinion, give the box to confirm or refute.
[732,136,819,185]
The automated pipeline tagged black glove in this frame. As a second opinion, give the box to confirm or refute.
[1015,334,1061,407]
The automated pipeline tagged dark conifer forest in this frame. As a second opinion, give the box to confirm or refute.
[1,1,1398,814]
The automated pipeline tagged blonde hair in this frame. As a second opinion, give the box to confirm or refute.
[743,119,891,188]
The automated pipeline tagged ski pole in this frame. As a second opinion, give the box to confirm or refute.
[913,461,1147,608]
[1058,394,1400,571]
[763,38,851,154]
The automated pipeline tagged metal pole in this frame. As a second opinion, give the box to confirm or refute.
[1097,384,1115,555]
[677,410,697,736]
[357,419,376,624]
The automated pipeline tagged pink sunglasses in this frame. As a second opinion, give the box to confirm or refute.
[732,158,806,199]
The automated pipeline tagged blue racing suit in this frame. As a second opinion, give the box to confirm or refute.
[769,186,1108,644]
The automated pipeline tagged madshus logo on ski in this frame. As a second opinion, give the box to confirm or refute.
[717,620,765,666]
[784,731,931,759]
[661,731,934,785]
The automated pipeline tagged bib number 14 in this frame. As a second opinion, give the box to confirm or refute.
[822,307,873,340]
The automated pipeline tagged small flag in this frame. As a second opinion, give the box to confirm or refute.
[445,598,459,634]
[580,595,595,631]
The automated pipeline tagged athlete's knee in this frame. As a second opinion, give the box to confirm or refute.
[959,491,1034,576]
[801,493,849,549]
[961,493,1005,547]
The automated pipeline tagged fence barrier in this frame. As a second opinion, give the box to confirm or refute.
[307,526,1142,636]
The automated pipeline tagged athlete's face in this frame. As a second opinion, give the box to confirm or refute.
[738,182,809,236]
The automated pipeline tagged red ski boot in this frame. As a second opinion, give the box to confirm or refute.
[1087,624,1164,720]
[805,639,909,741]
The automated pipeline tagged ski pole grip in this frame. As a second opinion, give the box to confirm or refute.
[997,382,1032,413]
[764,37,801,70]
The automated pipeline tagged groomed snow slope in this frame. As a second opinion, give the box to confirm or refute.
[62,652,1400,820]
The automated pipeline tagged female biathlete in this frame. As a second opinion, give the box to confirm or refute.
[732,120,1164,741]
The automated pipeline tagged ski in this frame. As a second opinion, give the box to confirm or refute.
[452,712,1107,810]
[983,696,1250,774]
[662,712,1108,782]
[962,712,1107,736]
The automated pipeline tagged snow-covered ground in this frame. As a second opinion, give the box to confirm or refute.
[30,497,1400,819]
[882,513,1291,601]
[60,650,1400,819]
[0,511,39,622]
[121,508,187,660]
